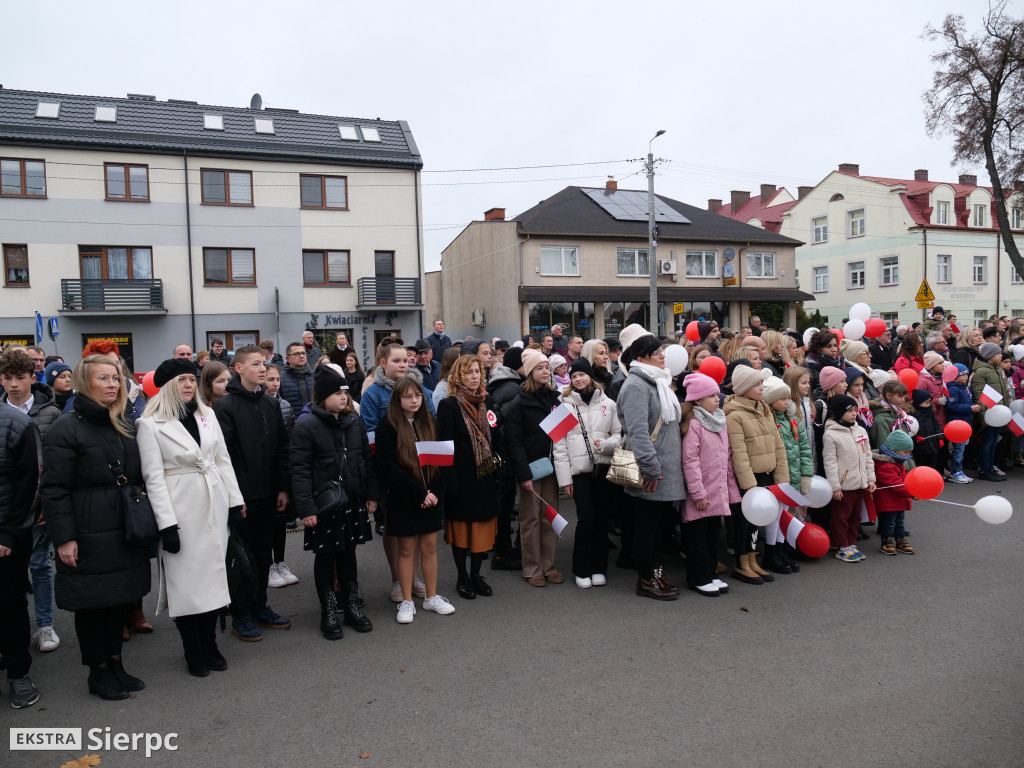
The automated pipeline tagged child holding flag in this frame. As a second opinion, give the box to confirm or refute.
[971,342,1012,482]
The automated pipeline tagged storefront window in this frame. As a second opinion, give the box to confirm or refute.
[573,302,595,340]
[603,302,649,339]
[530,301,596,340]
[671,301,729,329]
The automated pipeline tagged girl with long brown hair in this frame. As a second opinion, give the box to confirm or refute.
[199,361,230,406]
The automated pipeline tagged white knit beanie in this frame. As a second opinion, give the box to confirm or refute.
[732,365,765,397]
[618,323,654,356]
[762,376,791,405]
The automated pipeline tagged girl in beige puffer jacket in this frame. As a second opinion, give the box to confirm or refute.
[822,395,876,562]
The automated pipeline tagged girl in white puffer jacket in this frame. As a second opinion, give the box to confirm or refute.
[552,358,622,589]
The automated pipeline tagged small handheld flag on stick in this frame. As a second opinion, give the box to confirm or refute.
[539,404,579,443]
[416,440,455,467]
[1009,413,1024,438]
[980,384,1003,409]
[367,431,376,455]
[528,488,568,536]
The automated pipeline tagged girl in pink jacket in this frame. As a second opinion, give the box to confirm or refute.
[680,373,739,597]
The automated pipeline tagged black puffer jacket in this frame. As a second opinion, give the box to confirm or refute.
[290,406,378,520]
[213,377,290,500]
[0,382,62,437]
[279,364,314,411]
[41,395,151,611]
[503,386,561,483]
[486,366,523,417]
[0,407,39,549]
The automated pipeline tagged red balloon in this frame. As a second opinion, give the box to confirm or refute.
[905,466,944,500]
[796,523,830,558]
[142,370,159,398]
[685,321,701,342]
[698,355,727,384]
[943,420,972,443]
[830,328,845,342]
[897,368,919,390]
[864,318,887,338]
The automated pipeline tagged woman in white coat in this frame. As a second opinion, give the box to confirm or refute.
[552,358,621,588]
[137,358,243,677]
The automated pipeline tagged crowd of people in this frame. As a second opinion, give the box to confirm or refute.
[1,304,1020,709]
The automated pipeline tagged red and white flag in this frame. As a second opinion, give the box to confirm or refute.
[1010,413,1024,437]
[539,404,579,443]
[948,321,962,334]
[415,440,455,467]
[543,504,568,536]
[980,384,1003,409]
[367,431,375,455]
[767,483,811,509]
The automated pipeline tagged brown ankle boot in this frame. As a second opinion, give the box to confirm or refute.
[747,552,775,582]
[731,554,763,585]
[129,609,154,633]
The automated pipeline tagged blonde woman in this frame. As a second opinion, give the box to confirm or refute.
[582,338,614,390]
[137,359,243,677]
[760,330,789,378]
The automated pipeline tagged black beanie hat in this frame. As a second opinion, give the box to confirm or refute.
[313,363,348,403]
[568,357,595,379]
[460,339,487,357]
[697,321,714,342]
[502,347,524,372]
[826,394,858,423]
[154,358,199,388]
[912,388,933,408]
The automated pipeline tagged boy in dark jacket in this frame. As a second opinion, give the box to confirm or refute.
[910,389,943,472]
[213,345,292,642]
[945,364,978,483]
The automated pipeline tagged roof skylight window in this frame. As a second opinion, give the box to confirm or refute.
[254,118,274,134]
[35,102,60,119]
[338,125,358,141]
[360,126,381,142]
[94,106,117,122]
[204,114,224,131]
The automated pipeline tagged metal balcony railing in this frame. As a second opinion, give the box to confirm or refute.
[61,279,165,312]
[357,277,421,306]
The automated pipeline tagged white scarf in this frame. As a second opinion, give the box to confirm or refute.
[629,361,682,424]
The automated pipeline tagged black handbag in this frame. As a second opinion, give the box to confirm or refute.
[100,436,159,548]
[313,480,349,517]
[225,520,259,608]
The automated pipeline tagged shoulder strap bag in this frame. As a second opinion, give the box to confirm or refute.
[93,424,159,548]
[606,416,662,489]
[572,403,602,479]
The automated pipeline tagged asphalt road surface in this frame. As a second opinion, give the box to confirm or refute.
[4,477,1023,768]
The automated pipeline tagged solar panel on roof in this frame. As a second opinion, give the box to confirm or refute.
[582,188,689,224]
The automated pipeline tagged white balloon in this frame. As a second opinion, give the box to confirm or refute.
[1009,399,1024,416]
[740,487,781,526]
[905,415,919,437]
[842,319,866,341]
[805,475,833,508]
[848,302,872,322]
[984,404,1012,427]
[975,495,1013,525]
[663,344,689,376]
[802,327,820,348]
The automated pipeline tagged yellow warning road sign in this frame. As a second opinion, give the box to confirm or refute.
[918,300,934,309]
[914,279,935,302]
[673,303,686,315]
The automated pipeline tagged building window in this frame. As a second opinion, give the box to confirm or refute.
[848,208,865,237]
[1012,264,1023,284]
[616,248,648,277]
[203,248,255,285]
[936,200,950,225]
[974,255,988,283]
[0,158,46,197]
[104,164,149,201]
[79,246,153,280]
[746,252,776,278]
[3,244,29,286]
[300,175,348,210]
[530,302,596,340]
[540,246,580,276]
[975,310,986,322]
[879,256,899,286]
[848,260,866,289]
[974,204,986,227]
[813,266,828,292]
[603,302,649,337]
[880,312,899,324]
[685,250,716,277]
[1013,208,1023,229]
[201,169,253,205]
[812,216,828,243]
[936,254,951,283]
[302,250,350,285]
[206,331,259,353]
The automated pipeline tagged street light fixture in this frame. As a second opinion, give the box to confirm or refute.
[648,129,666,334]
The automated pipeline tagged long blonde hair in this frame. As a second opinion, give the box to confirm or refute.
[761,330,789,365]
[142,373,210,422]
[71,355,134,437]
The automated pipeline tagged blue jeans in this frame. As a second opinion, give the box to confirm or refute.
[979,425,1002,472]
[29,522,54,628]
[950,439,966,474]
[877,510,907,539]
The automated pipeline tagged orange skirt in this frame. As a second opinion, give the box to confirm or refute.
[444,518,498,553]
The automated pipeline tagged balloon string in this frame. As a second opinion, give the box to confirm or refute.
[924,498,975,509]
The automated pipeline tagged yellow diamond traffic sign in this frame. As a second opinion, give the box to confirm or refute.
[914,279,935,302]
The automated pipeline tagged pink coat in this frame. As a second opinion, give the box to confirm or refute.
[681,418,739,523]
[917,370,947,427]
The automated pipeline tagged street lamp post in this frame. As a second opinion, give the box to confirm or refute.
[647,130,666,335]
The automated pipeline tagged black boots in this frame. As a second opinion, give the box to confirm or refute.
[341,583,373,633]
[88,663,131,700]
[199,611,227,671]
[175,617,209,677]
[319,590,344,640]
[763,544,793,575]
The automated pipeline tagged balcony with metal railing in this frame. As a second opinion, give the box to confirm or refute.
[60,279,167,315]
[356,277,422,308]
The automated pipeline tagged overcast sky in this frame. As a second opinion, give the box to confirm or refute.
[2,0,1005,271]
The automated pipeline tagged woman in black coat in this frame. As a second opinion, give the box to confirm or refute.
[41,355,151,701]
[437,355,504,600]
[342,350,366,403]
[291,366,378,640]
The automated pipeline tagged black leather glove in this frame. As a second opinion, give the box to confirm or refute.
[228,505,244,526]
[160,525,181,554]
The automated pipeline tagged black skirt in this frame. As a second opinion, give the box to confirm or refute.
[303,504,373,554]
[384,497,444,538]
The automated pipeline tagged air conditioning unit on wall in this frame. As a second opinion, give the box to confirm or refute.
[471,308,486,327]
[659,260,677,275]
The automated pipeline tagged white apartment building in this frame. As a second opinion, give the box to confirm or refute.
[0,88,425,371]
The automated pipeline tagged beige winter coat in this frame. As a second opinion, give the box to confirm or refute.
[822,420,876,492]
[723,394,788,490]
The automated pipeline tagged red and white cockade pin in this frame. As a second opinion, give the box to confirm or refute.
[486,410,498,427]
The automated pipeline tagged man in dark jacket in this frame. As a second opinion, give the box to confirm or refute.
[213,345,292,642]
[869,328,895,371]
[413,339,441,391]
[427,319,452,361]
[0,406,41,708]
[209,338,232,366]
[485,347,524,571]
[279,342,315,412]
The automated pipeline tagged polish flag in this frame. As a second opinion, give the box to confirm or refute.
[543,505,568,536]
[948,321,962,334]
[367,431,375,455]
[1009,413,1024,437]
[416,440,455,466]
[767,483,811,509]
[539,404,579,443]
[980,384,1003,409]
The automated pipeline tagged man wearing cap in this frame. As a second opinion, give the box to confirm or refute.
[697,321,720,352]
[427,320,451,361]
[413,340,440,391]
[492,339,510,367]
[604,338,623,376]
[922,307,945,336]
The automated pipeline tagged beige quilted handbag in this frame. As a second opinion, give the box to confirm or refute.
[606,417,662,489]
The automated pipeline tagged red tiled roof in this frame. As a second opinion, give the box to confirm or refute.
[713,189,798,234]
[854,174,1005,232]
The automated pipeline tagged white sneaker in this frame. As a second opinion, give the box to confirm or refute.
[712,578,729,593]
[591,574,607,587]
[412,577,426,599]
[390,580,404,603]
[33,626,60,652]
[267,563,287,588]
[276,562,299,585]
[575,576,593,589]
[422,594,455,615]
[396,600,415,624]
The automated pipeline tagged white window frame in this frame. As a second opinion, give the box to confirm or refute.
[1013,208,1023,229]
[684,250,717,277]
[936,200,950,225]
[936,254,951,284]
[813,266,829,292]
[975,309,986,322]
[879,255,899,287]
[812,216,828,244]
[616,247,649,277]
[1012,264,1023,284]
[746,251,776,279]
[974,204,986,227]
[847,260,866,289]
[880,312,899,324]
[540,246,580,277]
[974,255,988,284]
[848,208,865,238]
